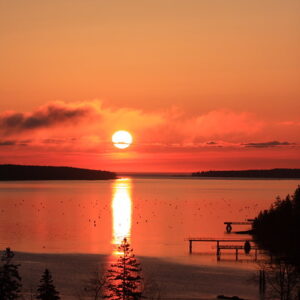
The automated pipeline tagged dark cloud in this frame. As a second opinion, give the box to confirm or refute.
[42,138,77,144]
[0,140,16,146]
[207,141,217,145]
[0,140,30,146]
[242,141,295,148]
[0,102,92,135]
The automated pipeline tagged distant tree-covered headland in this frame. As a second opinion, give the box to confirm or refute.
[192,169,300,178]
[0,165,117,180]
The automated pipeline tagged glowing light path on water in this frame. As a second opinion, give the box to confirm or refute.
[112,178,132,247]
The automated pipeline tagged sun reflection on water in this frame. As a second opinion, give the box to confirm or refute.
[112,178,132,250]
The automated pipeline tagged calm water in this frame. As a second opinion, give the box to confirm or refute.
[0,178,298,261]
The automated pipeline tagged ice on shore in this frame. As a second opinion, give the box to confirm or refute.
[15,252,258,300]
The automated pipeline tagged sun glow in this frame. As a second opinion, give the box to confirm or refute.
[112,130,133,149]
[112,178,132,246]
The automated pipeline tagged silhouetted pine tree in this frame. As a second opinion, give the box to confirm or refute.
[104,238,143,300]
[0,248,22,300]
[252,186,300,266]
[36,269,60,300]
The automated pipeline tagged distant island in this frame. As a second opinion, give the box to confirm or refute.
[0,165,117,180]
[192,169,300,178]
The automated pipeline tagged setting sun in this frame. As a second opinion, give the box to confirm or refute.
[112,130,133,149]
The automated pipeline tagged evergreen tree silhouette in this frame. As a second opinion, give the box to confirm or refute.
[36,269,60,300]
[104,238,143,300]
[253,185,300,266]
[0,248,22,300]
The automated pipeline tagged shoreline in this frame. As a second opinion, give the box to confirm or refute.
[13,251,259,300]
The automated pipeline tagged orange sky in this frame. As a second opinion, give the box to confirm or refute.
[0,0,299,172]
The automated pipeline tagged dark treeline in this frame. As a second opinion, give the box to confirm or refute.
[0,240,148,300]
[192,169,300,178]
[252,186,300,267]
[0,248,60,300]
[0,165,117,180]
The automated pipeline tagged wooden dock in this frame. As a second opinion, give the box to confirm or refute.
[224,219,254,233]
[186,237,257,260]
[218,245,258,260]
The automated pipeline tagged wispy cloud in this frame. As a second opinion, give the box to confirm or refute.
[0,100,298,155]
[0,101,299,171]
[242,141,295,148]
[0,140,17,146]
[0,140,29,146]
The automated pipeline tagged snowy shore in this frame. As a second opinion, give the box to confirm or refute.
[15,252,259,300]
